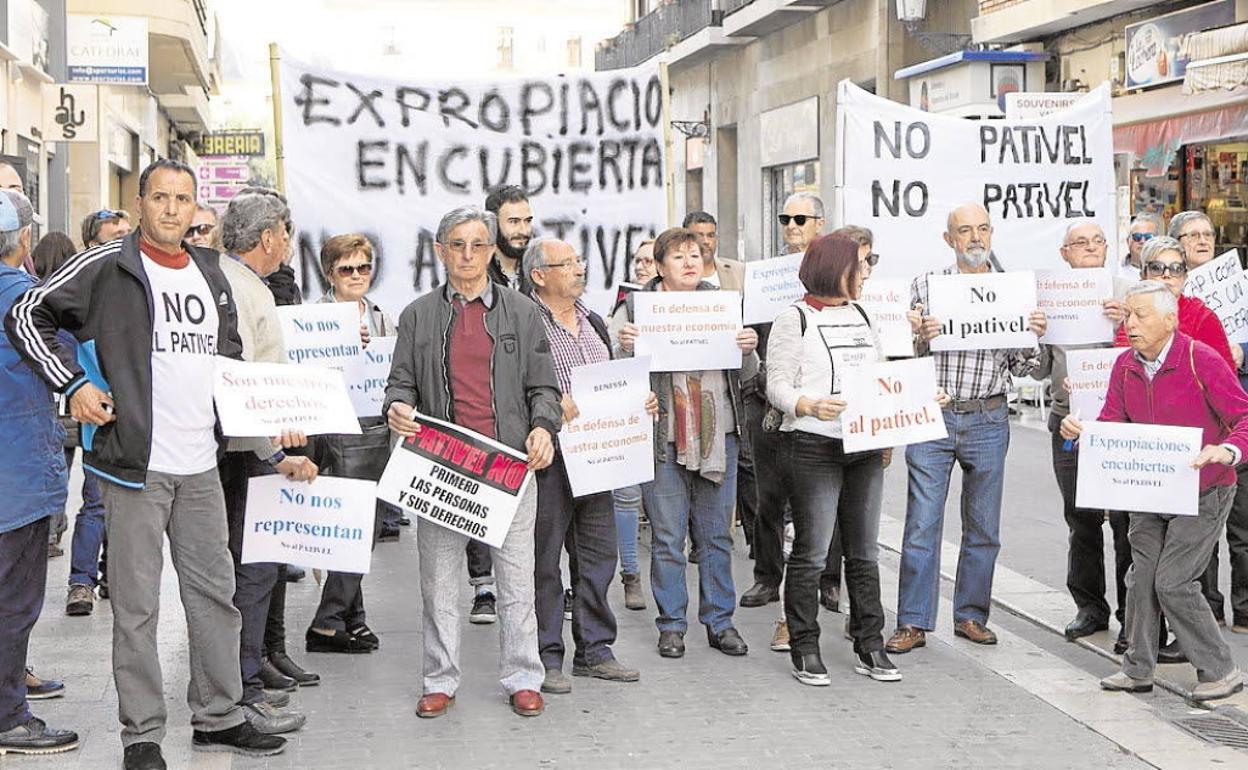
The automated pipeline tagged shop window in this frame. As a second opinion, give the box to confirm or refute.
[1186,143,1248,260]
[765,160,819,256]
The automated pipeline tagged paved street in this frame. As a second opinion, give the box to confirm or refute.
[17,410,1248,769]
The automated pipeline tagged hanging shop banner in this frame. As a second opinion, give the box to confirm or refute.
[835,80,1116,283]
[279,51,665,320]
[742,253,803,325]
[277,303,363,369]
[1184,250,1248,344]
[840,357,947,453]
[243,476,378,574]
[1035,267,1115,345]
[633,290,743,371]
[41,83,99,143]
[1065,347,1124,420]
[376,412,533,548]
[926,271,1038,352]
[561,356,655,497]
[1124,0,1235,90]
[1076,421,1202,516]
[859,277,914,358]
[214,358,362,437]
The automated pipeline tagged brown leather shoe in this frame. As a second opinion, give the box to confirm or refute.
[954,619,998,645]
[884,626,926,654]
[415,692,454,718]
[510,689,544,717]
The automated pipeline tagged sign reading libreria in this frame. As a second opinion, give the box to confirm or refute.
[376,413,533,548]
[836,81,1116,282]
[280,51,665,319]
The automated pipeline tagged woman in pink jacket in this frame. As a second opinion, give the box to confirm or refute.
[1061,281,1248,702]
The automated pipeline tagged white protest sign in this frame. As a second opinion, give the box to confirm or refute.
[561,356,654,497]
[841,358,947,453]
[1036,267,1114,345]
[836,81,1116,283]
[927,271,1038,352]
[742,253,803,325]
[343,336,397,419]
[1066,347,1123,420]
[242,476,378,573]
[279,51,664,320]
[1076,421,1201,516]
[376,412,533,548]
[859,277,913,358]
[634,291,743,372]
[277,303,362,369]
[1183,250,1248,344]
[214,358,362,437]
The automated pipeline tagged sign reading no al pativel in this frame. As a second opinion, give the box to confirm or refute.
[376,413,534,548]
[279,51,666,320]
[836,81,1117,283]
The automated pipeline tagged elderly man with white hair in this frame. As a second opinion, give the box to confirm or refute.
[1062,280,1247,701]
[1035,221,1128,643]
[385,206,561,719]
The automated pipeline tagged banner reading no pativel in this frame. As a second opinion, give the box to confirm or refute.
[835,81,1117,282]
[279,51,666,320]
[376,413,533,548]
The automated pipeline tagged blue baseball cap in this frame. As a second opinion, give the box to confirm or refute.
[0,189,33,233]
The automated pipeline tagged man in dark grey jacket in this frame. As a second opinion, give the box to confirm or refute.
[385,205,560,720]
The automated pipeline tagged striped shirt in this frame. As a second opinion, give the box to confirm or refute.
[911,264,1040,401]
[534,295,609,393]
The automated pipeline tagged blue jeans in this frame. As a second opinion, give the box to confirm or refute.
[898,403,1009,629]
[613,485,642,575]
[642,437,738,634]
[67,448,106,587]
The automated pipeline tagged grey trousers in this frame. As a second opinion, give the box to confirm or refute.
[100,469,245,746]
[418,483,542,696]
[1122,484,1237,682]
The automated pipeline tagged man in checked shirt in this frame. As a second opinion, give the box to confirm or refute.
[885,203,1048,654]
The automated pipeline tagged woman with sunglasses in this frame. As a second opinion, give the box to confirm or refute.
[1113,236,1234,370]
[305,234,401,655]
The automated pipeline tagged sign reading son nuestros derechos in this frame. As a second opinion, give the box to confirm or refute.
[1075,421,1201,516]
[927,271,1037,352]
[277,303,362,368]
[243,476,378,573]
[634,290,743,372]
[214,358,361,436]
[840,358,947,453]
[376,413,533,548]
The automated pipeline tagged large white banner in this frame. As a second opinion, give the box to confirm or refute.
[561,356,655,497]
[280,52,665,319]
[836,81,1117,282]
[243,476,378,573]
[1076,421,1201,516]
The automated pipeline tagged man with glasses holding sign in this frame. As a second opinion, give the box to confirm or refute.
[385,206,560,720]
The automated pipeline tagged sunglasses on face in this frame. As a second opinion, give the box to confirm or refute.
[1144,261,1188,277]
[93,209,127,221]
[864,252,880,267]
[778,214,818,226]
[1129,232,1156,243]
[187,224,214,237]
[335,263,373,277]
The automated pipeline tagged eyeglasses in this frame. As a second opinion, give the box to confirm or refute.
[864,252,880,267]
[542,258,587,271]
[1179,230,1216,242]
[1129,232,1156,243]
[335,263,373,277]
[92,209,127,221]
[1144,261,1188,277]
[187,224,214,237]
[1064,236,1107,250]
[778,214,819,226]
[444,240,493,256]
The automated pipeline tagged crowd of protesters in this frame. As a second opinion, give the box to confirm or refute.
[0,156,1245,768]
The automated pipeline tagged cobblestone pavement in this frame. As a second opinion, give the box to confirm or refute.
[16,431,1227,769]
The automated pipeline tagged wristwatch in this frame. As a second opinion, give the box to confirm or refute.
[265,450,287,467]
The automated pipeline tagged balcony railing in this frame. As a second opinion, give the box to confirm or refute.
[596,0,719,71]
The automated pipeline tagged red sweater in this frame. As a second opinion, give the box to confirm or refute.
[1114,294,1234,373]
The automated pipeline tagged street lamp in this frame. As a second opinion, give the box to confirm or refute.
[897,0,927,23]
